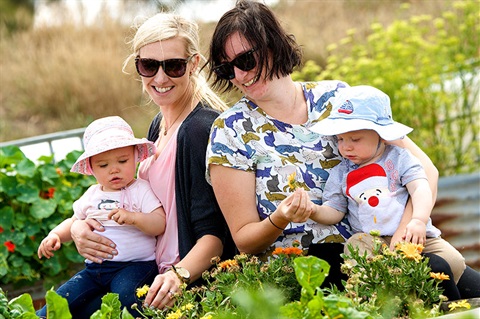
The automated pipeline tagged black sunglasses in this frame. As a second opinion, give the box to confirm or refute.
[213,48,257,80]
[135,55,194,78]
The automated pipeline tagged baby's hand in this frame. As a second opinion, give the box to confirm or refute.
[37,233,61,259]
[403,218,427,246]
[108,208,135,226]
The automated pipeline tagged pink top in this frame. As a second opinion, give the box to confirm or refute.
[138,129,180,273]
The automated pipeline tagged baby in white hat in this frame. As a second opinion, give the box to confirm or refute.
[310,85,465,284]
[37,116,166,315]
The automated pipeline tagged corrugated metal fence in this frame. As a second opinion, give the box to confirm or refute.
[432,173,480,271]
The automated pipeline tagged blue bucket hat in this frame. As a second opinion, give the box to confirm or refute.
[311,85,412,141]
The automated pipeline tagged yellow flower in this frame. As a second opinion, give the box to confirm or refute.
[448,299,471,311]
[136,284,149,298]
[180,303,194,311]
[166,309,183,319]
[288,172,298,190]
[200,315,213,319]
[430,272,450,281]
[396,242,423,262]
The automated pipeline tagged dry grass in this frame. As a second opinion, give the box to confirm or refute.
[0,0,452,142]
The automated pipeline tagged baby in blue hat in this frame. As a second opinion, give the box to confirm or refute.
[310,85,465,284]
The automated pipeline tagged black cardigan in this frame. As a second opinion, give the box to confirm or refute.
[147,103,236,261]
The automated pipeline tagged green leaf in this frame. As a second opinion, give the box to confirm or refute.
[294,256,330,296]
[0,206,14,230]
[39,165,60,185]
[15,159,36,178]
[121,307,135,319]
[37,154,54,164]
[0,256,9,278]
[8,293,35,314]
[62,245,83,263]
[15,184,39,204]
[30,198,57,219]
[15,243,34,257]
[91,293,122,319]
[0,175,19,197]
[306,295,324,315]
[0,146,26,165]
[45,289,72,319]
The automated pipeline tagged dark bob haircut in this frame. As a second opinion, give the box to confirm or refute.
[207,0,303,93]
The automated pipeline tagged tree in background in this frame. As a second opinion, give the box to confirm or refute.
[294,0,479,176]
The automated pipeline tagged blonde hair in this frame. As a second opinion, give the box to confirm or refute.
[123,13,228,112]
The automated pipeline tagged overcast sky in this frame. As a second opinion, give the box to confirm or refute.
[34,0,279,26]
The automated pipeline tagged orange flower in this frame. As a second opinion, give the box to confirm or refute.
[272,247,285,255]
[218,259,238,270]
[0,227,3,233]
[56,168,63,175]
[396,242,423,262]
[430,272,450,281]
[4,241,15,253]
[272,247,303,256]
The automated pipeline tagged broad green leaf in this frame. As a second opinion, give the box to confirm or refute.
[15,159,36,178]
[121,307,135,319]
[0,206,14,230]
[8,293,35,314]
[0,257,9,277]
[91,293,122,319]
[15,184,39,203]
[294,256,330,296]
[45,290,72,319]
[39,165,60,184]
[30,198,57,219]
[0,146,26,165]
[0,175,19,197]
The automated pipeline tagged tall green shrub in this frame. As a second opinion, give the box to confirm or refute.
[294,0,479,176]
[0,146,95,289]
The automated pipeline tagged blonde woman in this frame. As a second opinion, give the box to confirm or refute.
[70,13,236,314]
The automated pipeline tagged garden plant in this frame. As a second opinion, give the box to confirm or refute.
[1,238,476,318]
[0,146,95,290]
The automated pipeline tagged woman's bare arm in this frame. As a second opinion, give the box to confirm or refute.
[209,164,313,254]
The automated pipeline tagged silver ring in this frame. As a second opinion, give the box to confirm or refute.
[168,290,174,296]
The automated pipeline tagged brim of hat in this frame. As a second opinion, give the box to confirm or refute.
[70,139,156,175]
[311,118,413,141]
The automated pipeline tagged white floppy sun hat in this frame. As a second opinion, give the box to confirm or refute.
[71,116,156,175]
[311,85,412,141]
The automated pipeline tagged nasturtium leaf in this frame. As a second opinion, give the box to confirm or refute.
[30,198,57,219]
